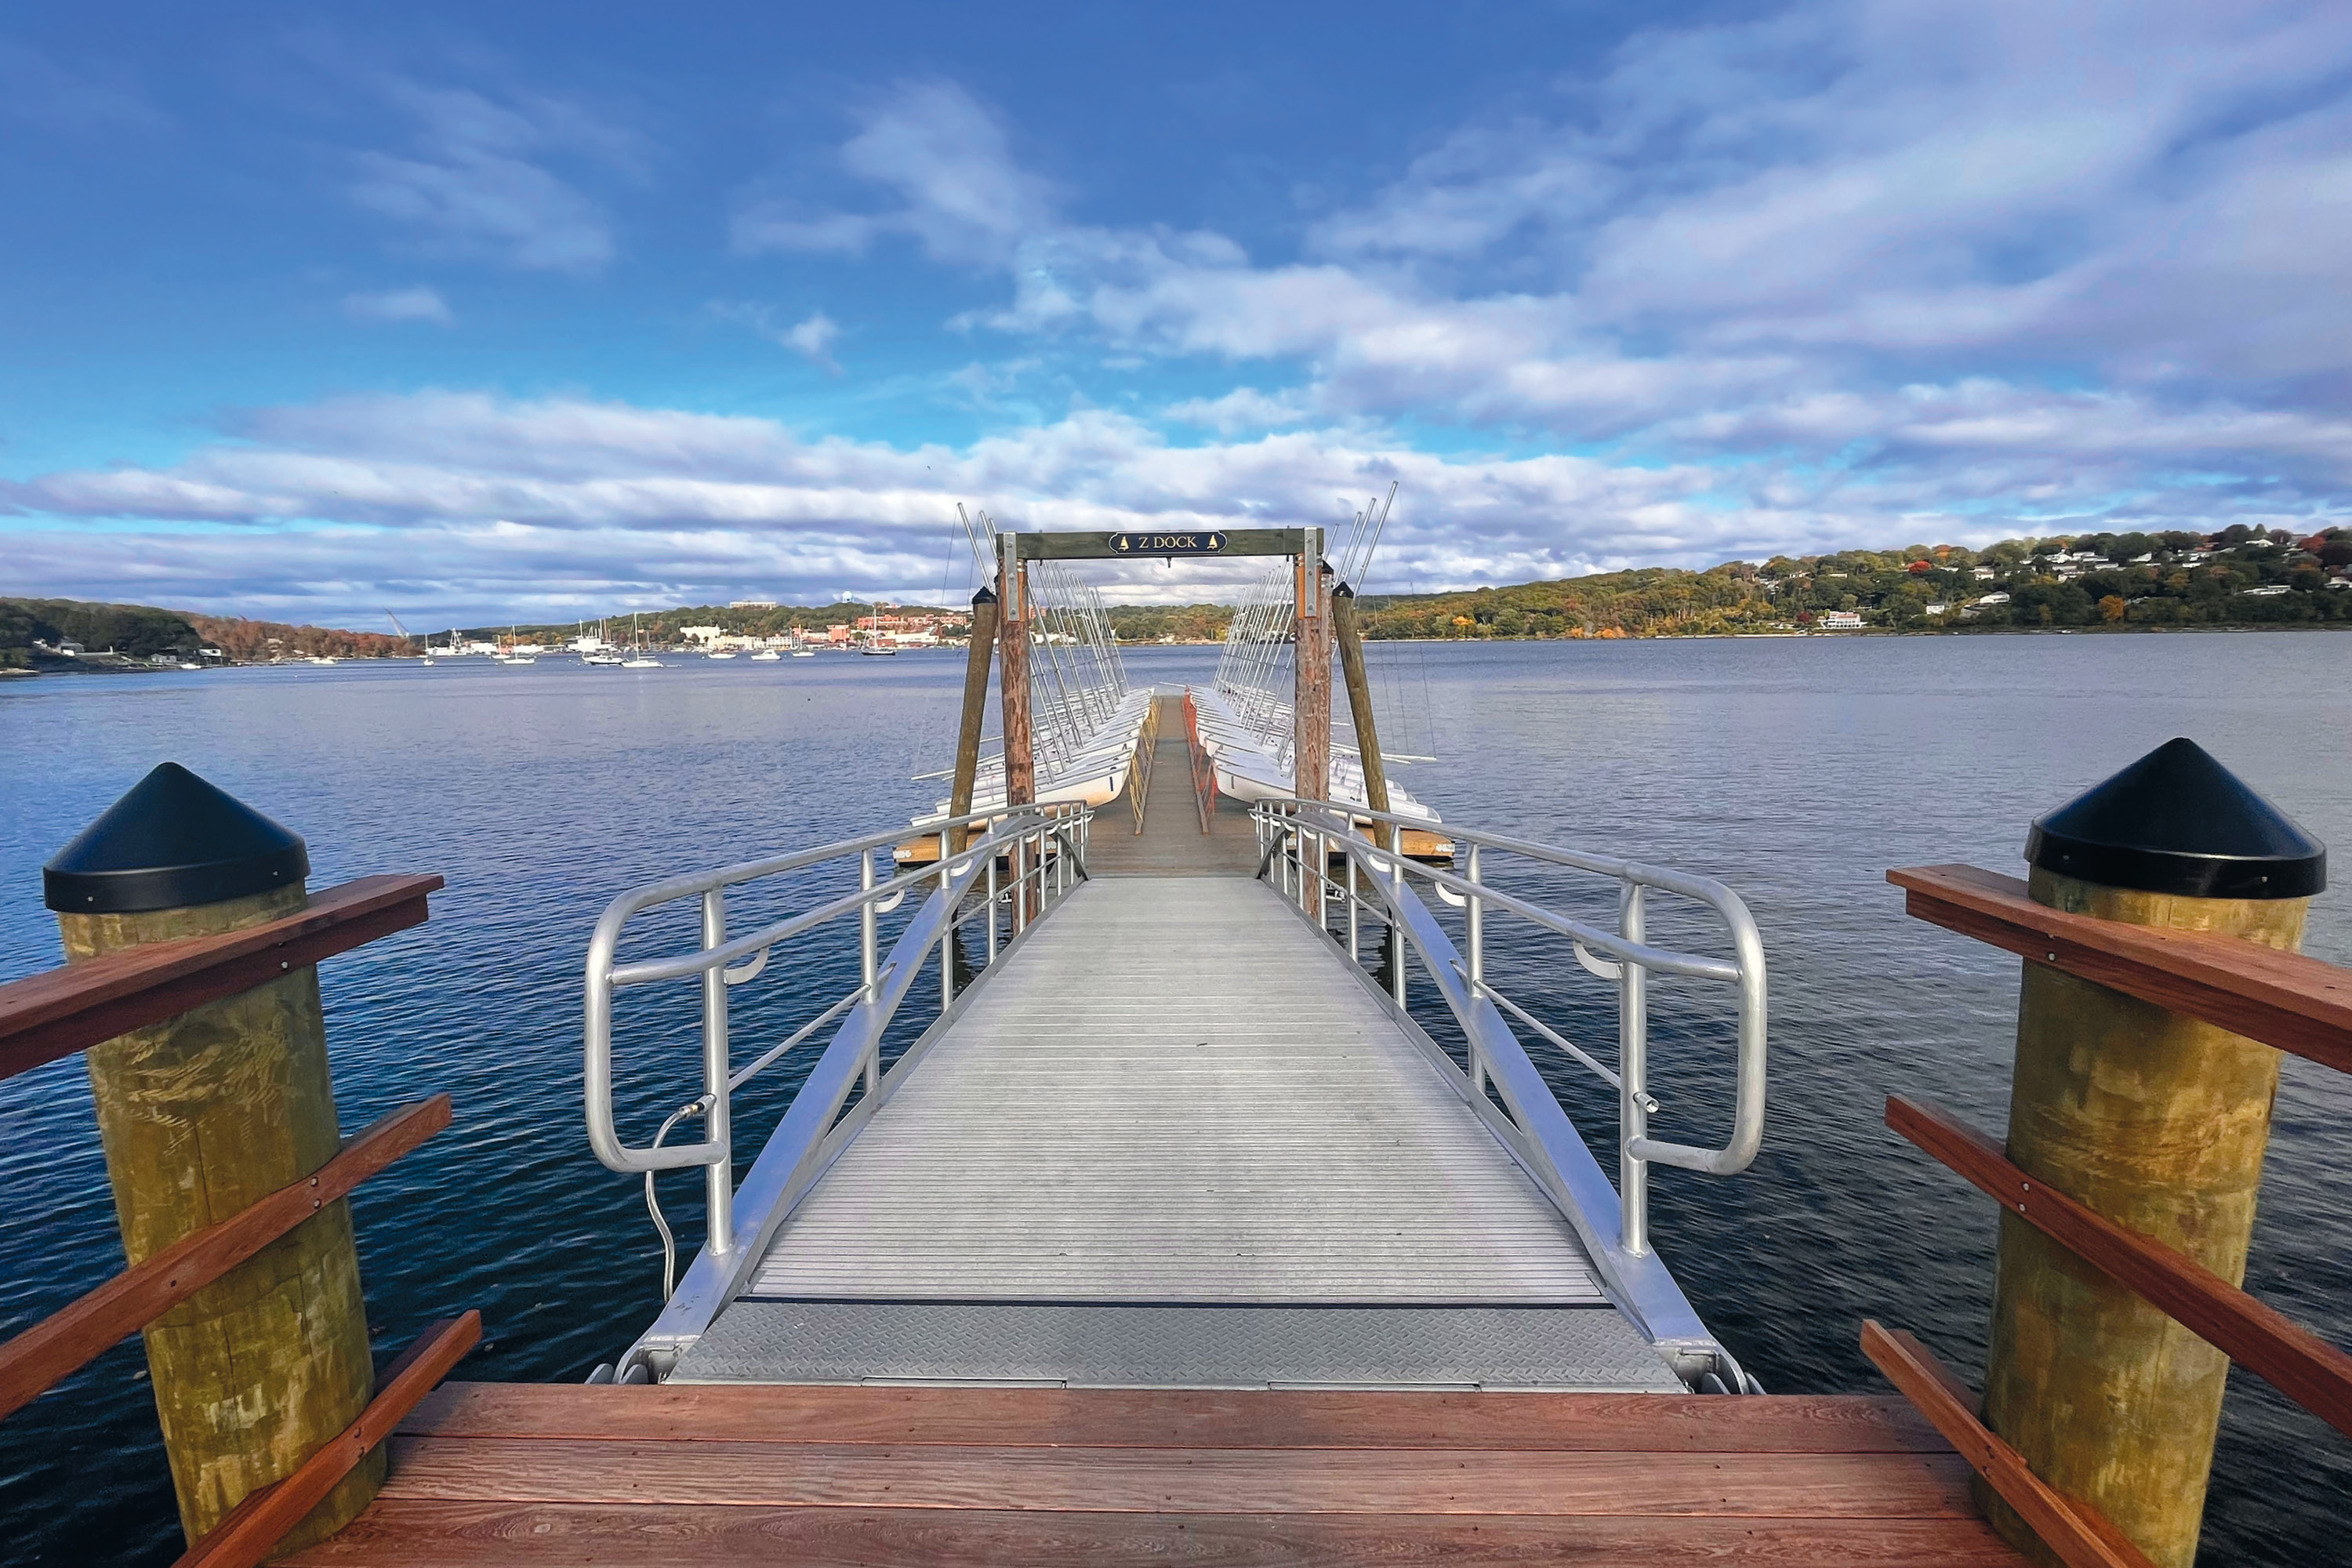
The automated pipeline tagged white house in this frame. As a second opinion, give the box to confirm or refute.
[1817,610,1865,630]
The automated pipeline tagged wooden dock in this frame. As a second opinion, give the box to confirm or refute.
[290,1381,2029,1566]
[278,742,2031,1565]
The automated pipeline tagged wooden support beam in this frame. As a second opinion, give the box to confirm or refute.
[998,543,1033,811]
[176,1312,481,1568]
[1887,1094,2352,1440]
[948,584,1000,844]
[0,1095,452,1423]
[1331,583,1388,817]
[1888,863,2352,1074]
[1861,1321,2154,1568]
[0,873,443,1083]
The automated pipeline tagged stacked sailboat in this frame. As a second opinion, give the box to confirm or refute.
[923,508,1155,819]
[1193,486,1443,829]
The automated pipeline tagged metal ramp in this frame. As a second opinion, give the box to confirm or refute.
[670,877,1674,1391]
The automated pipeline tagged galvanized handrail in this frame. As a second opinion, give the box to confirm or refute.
[1252,799,1768,1264]
[585,802,1091,1276]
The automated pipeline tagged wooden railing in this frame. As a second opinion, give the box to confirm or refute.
[0,874,469,1568]
[1128,699,1160,835]
[1870,863,2352,1568]
[1184,690,1217,833]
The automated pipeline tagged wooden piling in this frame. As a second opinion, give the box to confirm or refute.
[1293,538,1330,917]
[42,764,380,1552]
[999,544,1033,811]
[1977,739,2325,1568]
[1331,583,1388,818]
[949,584,1000,847]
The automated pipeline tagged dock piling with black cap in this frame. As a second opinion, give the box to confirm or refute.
[42,763,380,1553]
[1979,738,2326,1568]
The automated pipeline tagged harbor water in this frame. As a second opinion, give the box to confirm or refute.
[3,632,2348,1565]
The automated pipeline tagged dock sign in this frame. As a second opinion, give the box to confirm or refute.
[1109,530,1227,556]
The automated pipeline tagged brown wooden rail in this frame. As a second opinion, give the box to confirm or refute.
[1888,864,2352,1073]
[1184,691,1216,833]
[1887,1094,2352,1440]
[0,873,445,1083]
[176,1312,481,1568]
[1861,1322,2154,1568]
[0,1095,453,1422]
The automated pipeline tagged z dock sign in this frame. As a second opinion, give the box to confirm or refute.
[1014,528,1308,561]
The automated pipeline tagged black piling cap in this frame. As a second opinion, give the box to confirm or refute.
[43,762,310,914]
[2027,738,2325,900]
[1333,583,1356,601]
[971,583,999,606]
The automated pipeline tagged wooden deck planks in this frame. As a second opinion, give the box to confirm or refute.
[295,1501,2027,1566]
[401,1381,1956,1452]
[290,1385,2030,1565]
[372,1436,1981,1517]
[1085,699,1261,877]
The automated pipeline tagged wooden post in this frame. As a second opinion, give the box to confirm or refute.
[949,584,1000,848]
[1293,535,1330,917]
[1331,583,1388,818]
[999,542,1033,811]
[42,764,380,1553]
[998,539,1035,917]
[1978,739,2325,1568]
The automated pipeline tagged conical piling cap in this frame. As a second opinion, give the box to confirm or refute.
[44,762,310,913]
[2026,738,2325,899]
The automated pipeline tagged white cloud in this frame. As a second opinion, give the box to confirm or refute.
[343,285,454,325]
[346,78,640,273]
[735,3,2352,462]
[710,302,843,370]
[4,385,2347,628]
[735,80,1058,267]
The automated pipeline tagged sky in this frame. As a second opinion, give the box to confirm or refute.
[2,1,2350,626]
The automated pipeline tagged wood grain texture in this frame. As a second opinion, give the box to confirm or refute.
[377,1436,1976,1517]
[1861,1322,2153,1568]
[287,1500,2034,1566]
[1887,864,2352,1073]
[0,1096,450,1421]
[178,1313,481,1568]
[400,1383,1952,1453]
[0,873,442,1081]
[1888,1095,2352,1440]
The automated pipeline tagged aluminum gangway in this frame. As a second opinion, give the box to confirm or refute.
[578,698,1763,1395]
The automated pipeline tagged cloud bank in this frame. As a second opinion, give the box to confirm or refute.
[6,0,2350,626]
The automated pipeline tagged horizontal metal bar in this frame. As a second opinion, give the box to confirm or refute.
[1452,960,1624,1092]
[727,989,865,1094]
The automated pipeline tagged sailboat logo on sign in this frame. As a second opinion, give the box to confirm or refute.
[1109,530,1226,556]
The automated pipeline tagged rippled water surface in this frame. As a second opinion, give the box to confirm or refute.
[3,633,2347,1565]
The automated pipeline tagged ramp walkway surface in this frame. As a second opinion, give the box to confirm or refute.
[1082,695,1261,876]
[678,874,1657,1390]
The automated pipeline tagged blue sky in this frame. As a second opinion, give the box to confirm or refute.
[4,1,2350,626]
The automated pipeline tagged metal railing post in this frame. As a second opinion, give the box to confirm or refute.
[858,852,880,1094]
[1389,823,1407,1007]
[1346,848,1359,963]
[939,826,954,1012]
[985,840,1000,963]
[699,887,735,1256]
[1619,878,1650,1255]
[1468,844,1486,1098]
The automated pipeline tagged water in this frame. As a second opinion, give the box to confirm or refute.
[3,633,2347,1565]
